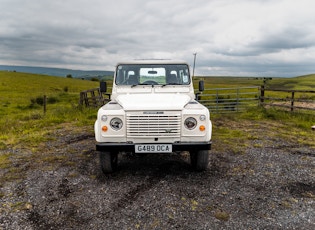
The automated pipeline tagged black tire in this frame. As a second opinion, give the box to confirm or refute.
[190,150,209,171]
[99,151,118,174]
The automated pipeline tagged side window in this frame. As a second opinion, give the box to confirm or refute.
[179,69,189,84]
[115,68,137,85]
[170,70,177,76]
[127,71,135,77]
[116,69,125,84]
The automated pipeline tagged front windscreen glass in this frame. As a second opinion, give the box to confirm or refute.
[115,64,190,86]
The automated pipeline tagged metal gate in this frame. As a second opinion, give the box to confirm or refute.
[196,86,259,113]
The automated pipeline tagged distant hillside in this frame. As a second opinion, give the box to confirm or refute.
[268,74,315,91]
[0,65,114,79]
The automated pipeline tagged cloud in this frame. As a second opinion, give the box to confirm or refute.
[0,0,315,76]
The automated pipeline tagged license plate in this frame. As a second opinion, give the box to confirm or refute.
[135,144,172,153]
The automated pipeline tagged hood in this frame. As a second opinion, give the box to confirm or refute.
[116,93,191,110]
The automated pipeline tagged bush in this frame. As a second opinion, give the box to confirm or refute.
[47,97,58,104]
[30,96,58,106]
[91,77,100,82]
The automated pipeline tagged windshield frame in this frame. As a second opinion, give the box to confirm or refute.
[115,64,191,86]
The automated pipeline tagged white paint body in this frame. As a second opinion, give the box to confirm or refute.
[95,60,212,147]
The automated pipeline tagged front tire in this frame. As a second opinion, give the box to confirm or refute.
[100,151,118,174]
[190,150,209,171]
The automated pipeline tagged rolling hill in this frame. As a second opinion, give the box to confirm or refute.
[0,65,114,79]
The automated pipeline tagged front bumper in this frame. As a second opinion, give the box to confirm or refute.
[96,141,211,153]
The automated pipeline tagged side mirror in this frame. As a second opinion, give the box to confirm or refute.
[100,81,107,93]
[199,80,204,92]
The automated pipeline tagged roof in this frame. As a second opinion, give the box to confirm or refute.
[115,59,189,65]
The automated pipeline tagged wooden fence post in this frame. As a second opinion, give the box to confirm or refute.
[236,88,239,112]
[260,85,265,106]
[79,92,84,106]
[43,95,47,114]
[216,89,219,112]
[291,91,295,112]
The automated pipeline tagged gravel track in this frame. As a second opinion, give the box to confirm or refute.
[0,122,314,229]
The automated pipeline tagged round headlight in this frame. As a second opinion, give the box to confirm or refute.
[101,115,108,122]
[184,117,197,130]
[200,115,206,121]
[110,117,123,130]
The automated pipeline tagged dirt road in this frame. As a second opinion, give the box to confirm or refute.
[1,121,314,229]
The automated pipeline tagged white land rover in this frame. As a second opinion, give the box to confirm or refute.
[95,60,212,173]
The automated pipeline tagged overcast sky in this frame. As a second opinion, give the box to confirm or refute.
[1,0,315,77]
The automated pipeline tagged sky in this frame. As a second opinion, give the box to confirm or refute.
[1,0,315,77]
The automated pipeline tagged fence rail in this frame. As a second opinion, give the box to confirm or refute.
[197,86,259,113]
[79,88,110,107]
[260,86,315,112]
[79,86,315,113]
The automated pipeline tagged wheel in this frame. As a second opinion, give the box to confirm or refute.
[190,150,209,171]
[99,151,118,174]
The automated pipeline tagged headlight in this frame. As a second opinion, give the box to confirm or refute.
[184,117,197,130]
[200,115,206,121]
[101,115,108,122]
[110,117,123,130]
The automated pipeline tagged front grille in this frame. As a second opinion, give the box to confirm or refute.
[126,112,181,138]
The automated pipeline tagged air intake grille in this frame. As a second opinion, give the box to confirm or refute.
[127,112,181,137]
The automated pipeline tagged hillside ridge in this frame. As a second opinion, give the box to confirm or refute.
[0,65,114,78]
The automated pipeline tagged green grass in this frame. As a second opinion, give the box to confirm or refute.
[1,71,313,151]
[211,106,315,154]
[0,71,99,112]
[268,74,315,90]
[0,71,100,148]
[194,74,315,90]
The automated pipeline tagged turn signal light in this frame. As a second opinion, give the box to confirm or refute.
[102,126,108,132]
[199,125,206,131]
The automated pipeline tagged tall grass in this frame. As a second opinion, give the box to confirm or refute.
[0,71,99,149]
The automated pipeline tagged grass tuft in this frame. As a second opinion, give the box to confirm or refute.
[214,210,230,221]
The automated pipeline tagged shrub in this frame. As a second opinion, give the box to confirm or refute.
[63,86,69,92]
[47,97,58,104]
[30,96,58,106]
[91,77,100,82]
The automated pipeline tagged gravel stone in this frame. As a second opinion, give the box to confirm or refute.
[0,123,314,229]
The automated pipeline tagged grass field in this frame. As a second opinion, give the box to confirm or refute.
[0,71,99,149]
[0,71,314,151]
[0,71,314,189]
[268,74,315,90]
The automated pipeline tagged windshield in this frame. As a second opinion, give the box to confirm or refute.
[115,64,190,86]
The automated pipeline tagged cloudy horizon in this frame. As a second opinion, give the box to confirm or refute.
[1,0,315,77]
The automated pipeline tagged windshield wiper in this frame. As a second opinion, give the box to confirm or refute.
[131,83,154,88]
[139,83,157,88]
[161,83,181,87]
